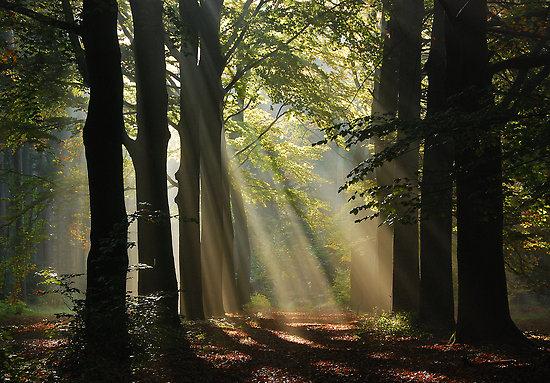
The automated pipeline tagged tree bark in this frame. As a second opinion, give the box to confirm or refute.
[0,150,7,299]
[227,95,251,309]
[198,0,226,317]
[443,0,525,343]
[127,0,179,322]
[391,0,423,314]
[221,137,240,312]
[177,0,205,320]
[81,0,129,372]
[231,176,252,308]
[419,0,454,330]
[371,4,399,313]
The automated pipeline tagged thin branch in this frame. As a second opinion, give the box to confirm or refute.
[223,23,309,93]
[223,0,349,93]
[223,0,268,66]
[61,0,89,85]
[234,105,289,160]
[224,97,253,123]
[224,0,254,53]
[164,33,182,62]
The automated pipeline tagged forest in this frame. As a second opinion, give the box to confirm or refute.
[0,0,549,382]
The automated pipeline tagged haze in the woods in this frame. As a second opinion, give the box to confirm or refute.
[0,0,549,382]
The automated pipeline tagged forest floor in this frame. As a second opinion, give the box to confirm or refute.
[1,311,550,382]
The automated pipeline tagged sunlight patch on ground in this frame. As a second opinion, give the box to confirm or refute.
[250,366,311,383]
[204,350,252,368]
[387,368,450,383]
[284,322,354,331]
[311,360,358,377]
[469,353,529,368]
[368,351,396,360]
[269,330,327,349]
[330,333,359,342]
[222,328,269,348]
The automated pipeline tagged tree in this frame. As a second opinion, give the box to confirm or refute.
[419,0,454,330]
[442,0,525,343]
[81,0,129,369]
[367,2,399,313]
[125,0,179,322]
[391,0,423,314]
[177,0,204,320]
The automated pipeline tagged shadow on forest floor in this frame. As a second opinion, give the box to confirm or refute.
[2,311,550,382]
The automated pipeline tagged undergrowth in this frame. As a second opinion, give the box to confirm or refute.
[357,311,422,337]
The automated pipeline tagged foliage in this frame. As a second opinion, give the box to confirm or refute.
[332,267,351,308]
[0,299,31,320]
[245,293,272,312]
[358,311,418,337]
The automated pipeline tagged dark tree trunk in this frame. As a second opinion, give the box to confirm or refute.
[444,0,525,343]
[419,1,454,330]
[177,0,204,320]
[81,0,130,372]
[371,5,399,313]
[127,0,179,322]
[391,0,423,314]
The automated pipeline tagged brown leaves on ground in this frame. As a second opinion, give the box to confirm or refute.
[2,312,550,382]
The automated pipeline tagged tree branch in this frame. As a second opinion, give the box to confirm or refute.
[224,97,253,123]
[223,0,268,67]
[0,0,80,34]
[490,52,550,74]
[61,0,89,85]
[234,105,289,159]
[223,22,309,93]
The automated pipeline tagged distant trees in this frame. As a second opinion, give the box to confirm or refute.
[0,2,87,302]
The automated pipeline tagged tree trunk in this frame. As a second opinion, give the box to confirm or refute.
[177,0,204,320]
[81,0,130,372]
[11,148,23,301]
[128,0,179,322]
[231,180,252,308]
[444,0,525,343]
[0,150,7,299]
[198,0,226,317]
[221,137,240,312]
[229,94,251,309]
[372,4,399,313]
[419,1,454,330]
[390,0,423,314]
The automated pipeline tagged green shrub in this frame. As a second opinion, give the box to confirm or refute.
[332,268,351,308]
[358,311,418,337]
[0,300,30,321]
[245,293,272,312]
